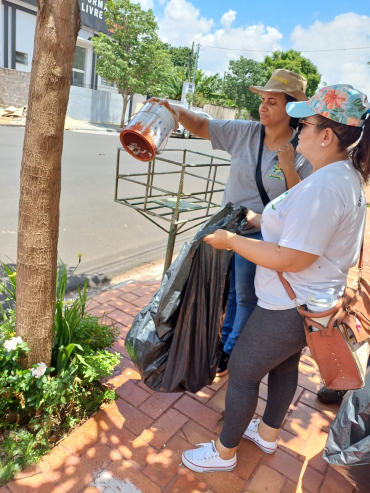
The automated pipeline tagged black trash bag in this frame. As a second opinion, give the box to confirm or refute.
[323,366,370,493]
[125,204,248,393]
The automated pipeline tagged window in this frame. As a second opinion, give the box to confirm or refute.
[16,51,28,66]
[72,46,86,86]
[101,78,115,88]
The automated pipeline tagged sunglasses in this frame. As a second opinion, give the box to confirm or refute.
[298,118,343,142]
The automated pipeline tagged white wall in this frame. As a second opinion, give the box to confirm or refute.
[67,85,124,124]
[15,9,36,72]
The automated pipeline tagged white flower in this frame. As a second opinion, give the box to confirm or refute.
[4,336,23,351]
[31,362,47,379]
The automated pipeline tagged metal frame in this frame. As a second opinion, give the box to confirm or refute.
[115,147,230,276]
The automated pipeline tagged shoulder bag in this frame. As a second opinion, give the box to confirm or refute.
[278,242,370,389]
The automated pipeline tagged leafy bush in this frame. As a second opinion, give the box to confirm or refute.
[0,260,121,485]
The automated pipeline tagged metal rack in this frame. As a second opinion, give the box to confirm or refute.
[115,147,231,276]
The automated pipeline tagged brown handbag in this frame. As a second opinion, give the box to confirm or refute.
[278,242,370,390]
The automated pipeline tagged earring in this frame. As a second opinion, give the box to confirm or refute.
[321,143,325,147]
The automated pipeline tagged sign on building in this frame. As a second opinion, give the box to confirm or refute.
[78,0,109,33]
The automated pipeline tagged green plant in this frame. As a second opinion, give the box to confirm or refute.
[0,258,120,485]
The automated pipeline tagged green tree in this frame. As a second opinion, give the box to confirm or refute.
[162,44,192,69]
[263,50,321,97]
[224,57,268,119]
[92,0,173,127]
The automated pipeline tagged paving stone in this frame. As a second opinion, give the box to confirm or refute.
[299,390,340,416]
[139,392,182,419]
[103,397,154,436]
[277,429,305,457]
[111,337,130,358]
[85,299,100,311]
[140,408,189,449]
[111,321,131,339]
[13,466,41,480]
[207,373,229,392]
[300,426,329,473]
[320,467,354,493]
[86,303,116,318]
[107,298,141,317]
[259,382,268,400]
[117,356,141,380]
[174,395,222,431]
[144,435,193,488]
[92,289,121,304]
[280,479,305,493]
[39,445,79,480]
[206,383,227,413]
[186,386,216,404]
[55,442,119,493]
[120,292,139,302]
[102,426,156,469]
[105,458,163,493]
[179,420,218,446]
[316,412,335,433]
[115,379,151,407]
[101,373,127,390]
[130,293,154,308]
[137,380,156,394]
[263,449,323,493]
[7,473,64,493]
[298,363,322,393]
[191,468,245,493]
[130,286,158,297]
[165,469,208,492]
[283,403,321,441]
[61,411,114,456]
[107,309,134,327]
[247,464,285,493]
[234,437,264,481]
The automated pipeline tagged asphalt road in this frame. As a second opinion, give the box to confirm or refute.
[0,127,230,287]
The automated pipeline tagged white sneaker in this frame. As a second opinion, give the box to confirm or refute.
[242,418,277,454]
[182,440,237,473]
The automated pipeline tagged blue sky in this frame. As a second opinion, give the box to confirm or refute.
[138,0,370,93]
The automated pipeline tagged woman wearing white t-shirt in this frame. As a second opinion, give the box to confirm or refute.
[181,84,370,473]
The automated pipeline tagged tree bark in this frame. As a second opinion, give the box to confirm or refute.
[16,0,80,367]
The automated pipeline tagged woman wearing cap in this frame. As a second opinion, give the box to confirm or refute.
[149,69,312,376]
[180,84,370,473]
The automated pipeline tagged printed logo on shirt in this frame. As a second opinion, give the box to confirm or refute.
[268,162,283,181]
[358,188,364,207]
[271,191,289,210]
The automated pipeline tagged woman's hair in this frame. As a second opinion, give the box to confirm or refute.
[285,94,299,129]
[314,114,370,183]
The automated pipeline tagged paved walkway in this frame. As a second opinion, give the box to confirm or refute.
[5,209,370,493]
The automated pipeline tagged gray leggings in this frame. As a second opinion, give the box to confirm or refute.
[220,305,307,449]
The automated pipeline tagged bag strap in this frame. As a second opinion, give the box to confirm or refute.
[255,126,270,207]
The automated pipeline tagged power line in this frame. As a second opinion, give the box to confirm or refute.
[201,45,370,53]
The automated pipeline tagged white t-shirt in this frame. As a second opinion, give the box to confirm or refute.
[255,160,366,310]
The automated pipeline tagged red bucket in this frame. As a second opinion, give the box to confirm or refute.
[120,102,176,162]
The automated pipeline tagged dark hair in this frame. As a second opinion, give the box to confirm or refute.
[285,94,299,129]
[314,114,370,183]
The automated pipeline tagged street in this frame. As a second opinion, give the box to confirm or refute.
[0,127,230,287]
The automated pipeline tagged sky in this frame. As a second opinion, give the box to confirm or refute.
[135,0,370,95]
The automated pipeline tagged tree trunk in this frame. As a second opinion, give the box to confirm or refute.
[237,106,242,119]
[120,90,130,128]
[16,0,80,368]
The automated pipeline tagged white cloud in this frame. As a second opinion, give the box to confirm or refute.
[221,10,236,30]
[136,0,154,10]
[158,0,167,5]
[158,0,282,75]
[290,13,370,95]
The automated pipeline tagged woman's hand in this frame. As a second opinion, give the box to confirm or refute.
[277,143,295,173]
[145,97,180,131]
[203,230,235,250]
[246,210,261,229]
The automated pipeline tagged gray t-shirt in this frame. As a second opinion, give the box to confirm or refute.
[209,120,313,233]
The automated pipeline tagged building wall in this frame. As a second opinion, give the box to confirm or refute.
[203,103,236,121]
[0,66,30,106]
[67,85,124,124]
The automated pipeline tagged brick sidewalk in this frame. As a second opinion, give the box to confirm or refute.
[4,278,359,493]
[6,204,370,493]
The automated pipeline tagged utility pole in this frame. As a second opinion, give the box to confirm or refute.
[192,43,200,83]
[187,42,194,81]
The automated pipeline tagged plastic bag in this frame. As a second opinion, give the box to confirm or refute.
[323,366,370,492]
[125,204,248,393]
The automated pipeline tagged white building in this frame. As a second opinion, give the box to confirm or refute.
[0,0,129,124]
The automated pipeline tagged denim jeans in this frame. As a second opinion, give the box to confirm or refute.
[221,231,263,355]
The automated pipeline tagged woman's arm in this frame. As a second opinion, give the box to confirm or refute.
[203,230,319,272]
[147,98,210,140]
[277,144,301,189]
[247,210,262,230]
